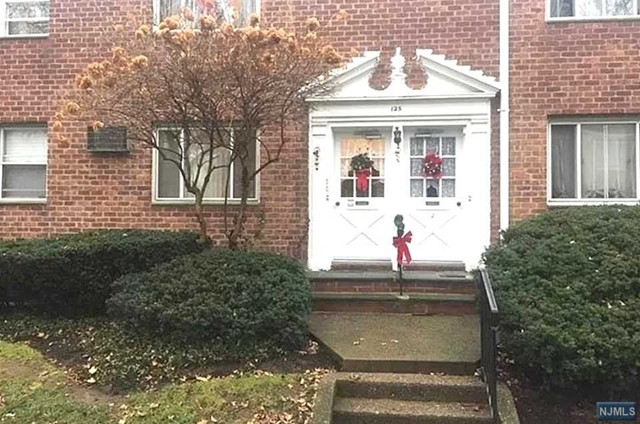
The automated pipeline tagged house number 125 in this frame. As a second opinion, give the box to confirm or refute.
[391,106,402,112]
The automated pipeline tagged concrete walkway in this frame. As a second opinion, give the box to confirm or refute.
[309,313,480,375]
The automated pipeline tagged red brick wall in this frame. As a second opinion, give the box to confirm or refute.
[0,0,500,259]
[510,1,640,221]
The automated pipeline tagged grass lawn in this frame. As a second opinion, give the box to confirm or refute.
[0,313,334,423]
[0,313,332,393]
[0,340,328,423]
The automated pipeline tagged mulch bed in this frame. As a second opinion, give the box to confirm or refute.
[504,372,597,424]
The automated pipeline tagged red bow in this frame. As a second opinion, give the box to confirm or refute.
[393,231,413,266]
[355,168,371,192]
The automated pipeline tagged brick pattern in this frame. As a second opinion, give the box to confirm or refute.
[312,280,476,294]
[0,0,500,260]
[510,1,640,221]
[313,298,477,315]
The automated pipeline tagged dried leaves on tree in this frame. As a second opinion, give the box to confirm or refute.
[58,10,346,247]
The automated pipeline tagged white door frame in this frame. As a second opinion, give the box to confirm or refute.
[307,98,493,271]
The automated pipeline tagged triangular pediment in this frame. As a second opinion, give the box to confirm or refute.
[311,48,500,101]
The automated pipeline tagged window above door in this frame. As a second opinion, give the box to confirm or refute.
[548,0,640,21]
[549,119,640,205]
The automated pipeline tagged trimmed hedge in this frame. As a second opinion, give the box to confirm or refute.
[107,249,312,353]
[484,206,640,395]
[0,230,205,315]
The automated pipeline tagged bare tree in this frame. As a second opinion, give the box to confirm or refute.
[58,11,345,246]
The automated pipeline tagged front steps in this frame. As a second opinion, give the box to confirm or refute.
[309,263,519,423]
[331,260,467,272]
[313,292,477,315]
[319,373,492,424]
[309,313,480,375]
[309,268,477,315]
[333,398,491,424]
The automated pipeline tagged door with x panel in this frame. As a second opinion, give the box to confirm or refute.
[404,131,466,262]
[332,129,393,260]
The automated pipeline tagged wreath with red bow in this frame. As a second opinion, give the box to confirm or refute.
[422,151,443,180]
[350,153,375,192]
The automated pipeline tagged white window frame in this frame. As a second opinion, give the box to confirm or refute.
[152,0,261,27]
[547,118,640,206]
[241,0,260,21]
[547,0,640,22]
[152,0,194,27]
[408,134,458,200]
[0,0,50,38]
[0,126,48,204]
[152,127,260,205]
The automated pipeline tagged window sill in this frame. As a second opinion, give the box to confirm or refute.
[0,199,47,205]
[547,16,640,23]
[152,198,260,206]
[0,34,49,40]
[548,199,640,207]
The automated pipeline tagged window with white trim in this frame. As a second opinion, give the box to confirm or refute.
[549,120,639,203]
[0,0,49,37]
[154,0,192,25]
[153,0,259,26]
[549,0,640,19]
[0,126,47,200]
[154,128,258,202]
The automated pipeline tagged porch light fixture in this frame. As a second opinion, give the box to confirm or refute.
[393,127,402,162]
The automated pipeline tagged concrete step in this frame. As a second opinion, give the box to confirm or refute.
[312,292,477,315]
[310,270,475,295]
[336,373,486,404]
[309,314,480,376]
[333,397,493,424]
[309,270,471,282]
[330,260,466,273]
[340,358,478,375]
[404,261,467,272]
[331,260,393,271]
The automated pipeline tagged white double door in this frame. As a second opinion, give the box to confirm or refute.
[331,127,468,264]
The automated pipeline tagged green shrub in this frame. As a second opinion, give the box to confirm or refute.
[484,206,640,395]
[0,230,206,315]
[107,249,312,353]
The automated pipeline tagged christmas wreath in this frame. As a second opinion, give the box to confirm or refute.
[422,151,443,180]
[350,153,375,192]
[350,153,374,171]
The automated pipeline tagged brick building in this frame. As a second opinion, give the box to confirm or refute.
[1,0,638,270]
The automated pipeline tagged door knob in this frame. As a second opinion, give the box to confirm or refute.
[456,201,462,207]
[335,201,341,206]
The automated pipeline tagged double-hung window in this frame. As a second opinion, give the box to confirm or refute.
[154,0,193,25]
[549,0,640,19]
[0,126,47,201]
[154,128,258,203]
[153,0,259,26]
[549,120,640,203]
[0,0,49,37]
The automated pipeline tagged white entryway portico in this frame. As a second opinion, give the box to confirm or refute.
[307,48,499,271]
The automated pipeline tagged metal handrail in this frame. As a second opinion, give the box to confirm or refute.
[477,268,500,423]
